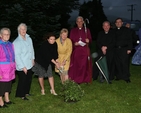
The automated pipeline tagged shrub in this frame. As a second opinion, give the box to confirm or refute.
[60,79,84,102]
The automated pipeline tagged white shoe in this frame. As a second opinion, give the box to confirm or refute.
[41,90,45,95]
[50,89,57,95]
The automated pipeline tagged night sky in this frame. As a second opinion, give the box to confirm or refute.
[71,0,141,21]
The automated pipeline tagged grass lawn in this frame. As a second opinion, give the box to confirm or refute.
[0,64,141,113]
[1,41,141,113]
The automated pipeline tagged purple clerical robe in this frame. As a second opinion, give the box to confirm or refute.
[68,27,92,84]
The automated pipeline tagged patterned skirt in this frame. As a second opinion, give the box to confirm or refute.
[32,62,52,78]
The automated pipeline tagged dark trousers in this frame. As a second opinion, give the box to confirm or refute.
[15,69,33,97]
[115,48,130,80]
[0,81,12,96]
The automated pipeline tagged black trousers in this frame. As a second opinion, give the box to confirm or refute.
[0,81,12,96]
[115,48,130,80]
[15,69,33,97]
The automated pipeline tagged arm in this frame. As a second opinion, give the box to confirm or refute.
[64,39,72,61]
[70,29,80,46]
[13,41,25,70]
[30,38,35,66]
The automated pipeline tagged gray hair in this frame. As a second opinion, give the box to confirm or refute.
[0,28,11,35]
[17,23,27,33]
[76,16,84,22]
[102,21,110,26]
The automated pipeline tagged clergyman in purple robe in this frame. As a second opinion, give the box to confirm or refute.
[68,16,92,84]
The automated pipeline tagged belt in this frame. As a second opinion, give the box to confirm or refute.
[115,45,127,48]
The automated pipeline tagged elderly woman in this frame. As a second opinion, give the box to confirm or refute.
[13,23,35,100]
[55,28,72,84]
[0,28,15,108]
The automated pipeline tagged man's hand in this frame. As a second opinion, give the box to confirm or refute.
[127,50,131,54]
[74,42,79,46]
[0,76,2,80]
[85,38,89,43]
[101,46,107,55]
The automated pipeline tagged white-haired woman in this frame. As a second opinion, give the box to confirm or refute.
[0,28,15,108]
[13,23,35,100]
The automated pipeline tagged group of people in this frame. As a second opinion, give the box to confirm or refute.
[0,16,136,108]
[93,18,133,84]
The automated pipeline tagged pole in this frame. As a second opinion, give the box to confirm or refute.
[127,4,136,21]
[84,18,92,83]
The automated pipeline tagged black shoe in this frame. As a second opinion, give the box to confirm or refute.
[108,81,112,84]
[115,78,119,81]
[0,104,8,108]
[22,97,29,100]
[125,79,131,83]
[4,101,15,105]
[26,94,33,96]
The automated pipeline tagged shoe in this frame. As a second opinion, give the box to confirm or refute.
[125,79,131,83]
[41,90,45,95]
[4,101,15,105]
[26,94,33,96]
[50,89,57,96]
[0,104,8,108]
[115,78,119,81]
[21,97,29,100]
[108,81,112,84]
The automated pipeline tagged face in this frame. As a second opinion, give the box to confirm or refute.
[115,19,123,28]
[1,30,10,42]
[48,36,55,44]
[103,22,110,32]
[76,18,84,28]
[60,32,67,40]
[19,25,27,37]
[125,23,130,28]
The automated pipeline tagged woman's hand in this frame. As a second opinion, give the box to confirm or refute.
[0,75,2,80]
[55,63,60,69]
[32,59,35,66]
[62,60,66,66]
[23,67,27,75]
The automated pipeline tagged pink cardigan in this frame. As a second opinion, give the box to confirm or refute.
[0,39,16,82]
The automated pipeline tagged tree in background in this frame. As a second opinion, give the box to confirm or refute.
[0,0,79,45]
[79,0,107,40]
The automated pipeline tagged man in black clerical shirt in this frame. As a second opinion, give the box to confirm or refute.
[93,21,115,83]
[114,18,132,83]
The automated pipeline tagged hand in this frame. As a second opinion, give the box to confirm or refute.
[32,59,35,66]
[23,67,27,75]
[56,63,60,69]
[85,38,89,43]
[62,60,66,66]
[0,76,2,79]
[101,46,107,55]
[127,50,131,54]
[74,42,79,46]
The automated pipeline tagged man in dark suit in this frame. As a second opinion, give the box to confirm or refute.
[93,21,115,83]
[114,18,132,83]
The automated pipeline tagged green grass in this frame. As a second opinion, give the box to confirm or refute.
[1,41,141,113]
[1,64,141,113]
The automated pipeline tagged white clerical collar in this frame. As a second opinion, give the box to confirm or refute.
[118,28,120,29]
[105,32,108,34]
[79,28,82,30]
